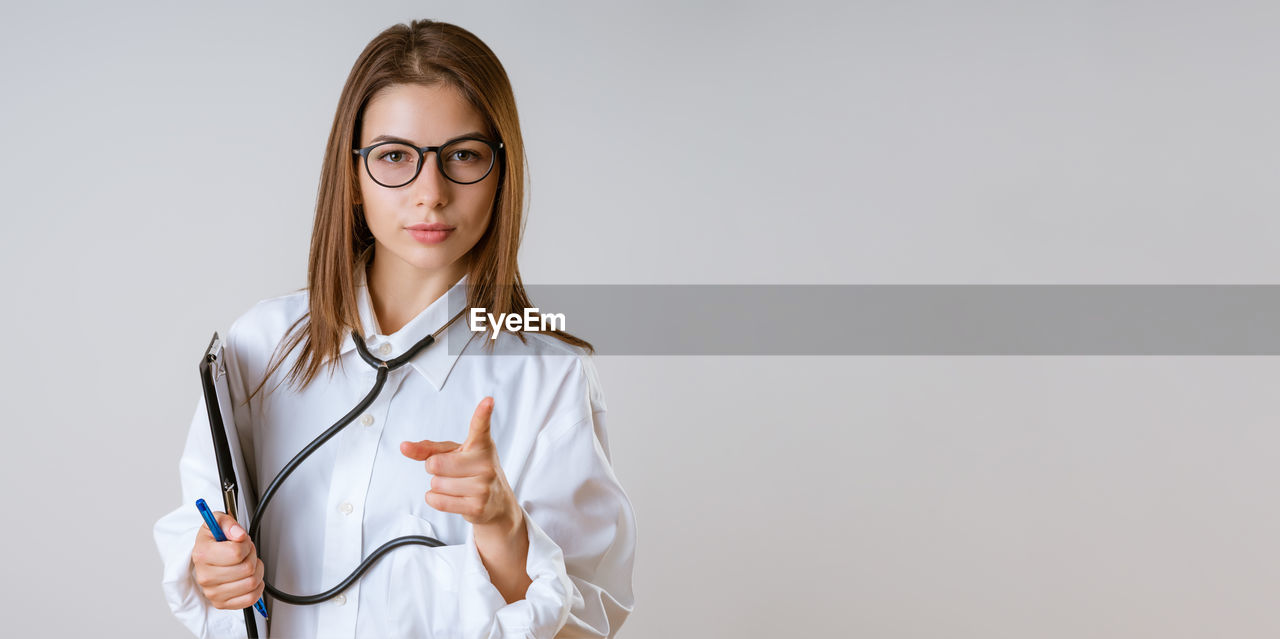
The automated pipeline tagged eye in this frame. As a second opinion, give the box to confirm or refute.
[447,149,479,162]
[376,150,410,164]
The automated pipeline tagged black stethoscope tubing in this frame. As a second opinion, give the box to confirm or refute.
[249,306,470,606]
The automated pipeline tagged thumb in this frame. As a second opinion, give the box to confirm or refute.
[212,511,244,541]
[400,439,461,461]
[462,396,495,451]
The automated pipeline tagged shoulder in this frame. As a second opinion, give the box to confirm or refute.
[526,332,607,416]
[474,329,608,418]
[224,289,310,375]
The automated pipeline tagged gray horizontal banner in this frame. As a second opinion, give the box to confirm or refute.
[448,285,1280,355]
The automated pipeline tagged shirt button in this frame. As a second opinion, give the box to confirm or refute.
[378,343,392,356]
[339,502,353,515]
[360,413,374,427]
[334,593,346,606]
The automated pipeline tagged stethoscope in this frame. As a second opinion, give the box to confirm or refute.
[248,305,471,607]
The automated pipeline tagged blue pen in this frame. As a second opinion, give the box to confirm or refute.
[196,498,269,620]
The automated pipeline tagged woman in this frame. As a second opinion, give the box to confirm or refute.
[153,19,636,638]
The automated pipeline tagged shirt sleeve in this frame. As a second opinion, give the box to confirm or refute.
[459,355,638,638]
[153,326,261,639]
[152,395,258,638]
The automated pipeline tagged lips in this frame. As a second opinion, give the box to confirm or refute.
[406,224,454,245]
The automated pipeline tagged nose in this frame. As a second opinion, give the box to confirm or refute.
[411,151,449,207]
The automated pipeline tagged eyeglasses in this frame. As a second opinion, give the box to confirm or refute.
[352,136,505,187]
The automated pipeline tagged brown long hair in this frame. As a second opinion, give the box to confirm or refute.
[249,19,592,403]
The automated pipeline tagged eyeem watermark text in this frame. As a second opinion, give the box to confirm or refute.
[470,308,566,340]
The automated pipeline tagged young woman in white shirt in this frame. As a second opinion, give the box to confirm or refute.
[153,19,636,638]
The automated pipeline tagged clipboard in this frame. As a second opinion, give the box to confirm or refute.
[199,332,269,638]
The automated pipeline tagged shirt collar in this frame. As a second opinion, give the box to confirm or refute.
[339,268,477,391]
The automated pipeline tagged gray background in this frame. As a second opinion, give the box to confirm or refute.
[2,0,1278,637]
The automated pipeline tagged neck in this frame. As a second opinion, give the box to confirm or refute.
[366,249,469,336]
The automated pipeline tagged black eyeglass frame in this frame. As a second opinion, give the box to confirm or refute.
[351,136,506,187]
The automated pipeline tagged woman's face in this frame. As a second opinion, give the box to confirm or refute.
[355,82,500,276]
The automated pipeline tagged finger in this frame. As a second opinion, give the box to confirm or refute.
[209,570,263,606]
[424,490,478,519]
[226,523,249,542]
[196,556,259,587]
[461,397,494,452]
[399,439,461,461]
[254,559,266,599]
[203,541,253,567]
[223,590,262,611]
[425,450,492,478]
[197,533,254,566]
[429,474,487,497]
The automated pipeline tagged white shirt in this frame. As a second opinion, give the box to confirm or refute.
[153,271,636,638]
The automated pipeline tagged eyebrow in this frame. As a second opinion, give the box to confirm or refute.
[369,132,489,146]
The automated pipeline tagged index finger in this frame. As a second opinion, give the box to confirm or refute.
[461,396,494,452]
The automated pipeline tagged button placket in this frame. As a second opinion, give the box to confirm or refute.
[360,369,400,435]
[318,378,371,636]
[316,363,405,629]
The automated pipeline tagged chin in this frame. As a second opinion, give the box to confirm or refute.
[403,248,464,272]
